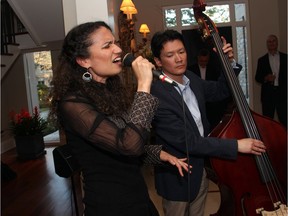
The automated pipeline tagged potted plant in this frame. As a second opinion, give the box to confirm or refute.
[9,106,48,159]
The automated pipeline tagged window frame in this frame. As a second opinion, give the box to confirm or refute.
[162,0,254,106]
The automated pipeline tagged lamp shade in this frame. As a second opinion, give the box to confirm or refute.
[139,24,150,33]
[120,0,137,20]
[122,7,138,15]
[139,24,150,38]
[120,0,136,10]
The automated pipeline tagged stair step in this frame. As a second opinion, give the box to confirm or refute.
[1,53,14,56]
[2,42,20,46]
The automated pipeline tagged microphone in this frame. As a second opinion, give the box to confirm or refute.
[122,53,177,86]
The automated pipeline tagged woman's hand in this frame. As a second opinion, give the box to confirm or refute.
[132,56,155,93]
[160,150,191,177]
[237,138,266,155]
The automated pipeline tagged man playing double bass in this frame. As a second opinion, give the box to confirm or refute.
[150,29,266,216]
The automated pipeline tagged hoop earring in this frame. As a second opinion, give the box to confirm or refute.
[82,69,92,82]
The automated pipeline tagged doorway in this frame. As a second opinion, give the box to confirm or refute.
[24,51,59,144]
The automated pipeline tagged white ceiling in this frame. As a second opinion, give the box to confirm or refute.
[8,0,65,46]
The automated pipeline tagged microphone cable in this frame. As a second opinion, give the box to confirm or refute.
[175,84,192,215]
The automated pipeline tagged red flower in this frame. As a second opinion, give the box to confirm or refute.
[9,106,47,136]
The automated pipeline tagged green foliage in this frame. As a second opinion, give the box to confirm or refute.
[37,83,51,108]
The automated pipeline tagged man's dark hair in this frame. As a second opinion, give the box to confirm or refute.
[198,48,210,57]
[151,29,185,58]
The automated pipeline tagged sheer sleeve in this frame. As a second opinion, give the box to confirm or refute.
[59,92,158,156]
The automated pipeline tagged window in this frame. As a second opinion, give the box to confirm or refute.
[24,51,59,144]
[204,4,230,23]
[163,1,251,102]
[235,3,246,21]
[33,51,59,143]
[164,9,177,27]
[181,8,195,26]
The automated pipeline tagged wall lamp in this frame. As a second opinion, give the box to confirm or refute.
[120,0,138,20]
[139,24,150,39]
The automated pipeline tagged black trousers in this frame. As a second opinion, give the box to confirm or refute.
[262,86,287,128]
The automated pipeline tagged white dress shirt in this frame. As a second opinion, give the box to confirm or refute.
[173,75,204,136]
[269,52,280,86]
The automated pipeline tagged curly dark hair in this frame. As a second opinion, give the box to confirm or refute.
[50,21,132,125]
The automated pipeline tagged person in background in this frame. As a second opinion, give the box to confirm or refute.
[188,48,242,131]
[255,34,287,128]
[150,29,266,216]
[50,21,190,216]
[188,49,215,80]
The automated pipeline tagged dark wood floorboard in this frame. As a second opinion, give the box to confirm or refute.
[1,146,84,216]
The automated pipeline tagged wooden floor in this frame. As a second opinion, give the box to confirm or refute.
[1,146,220,216]
[1,146,84,216]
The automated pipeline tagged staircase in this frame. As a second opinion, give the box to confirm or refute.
[1,45,20,80]
[1,0,65,81]
[1,0,38,152]
[1,0,65,153]
[1,0,24,79]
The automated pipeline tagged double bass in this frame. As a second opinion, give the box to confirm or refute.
[192,1,287,215]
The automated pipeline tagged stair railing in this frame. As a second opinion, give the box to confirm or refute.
[1,0,26,55]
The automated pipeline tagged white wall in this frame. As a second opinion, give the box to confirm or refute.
[1,56,29,153]
[62,0,121,35]
[278,0,287,52]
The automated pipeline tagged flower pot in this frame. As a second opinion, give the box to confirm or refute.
[14,134,46,159]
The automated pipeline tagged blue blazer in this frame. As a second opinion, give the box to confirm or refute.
[151,70,238,202]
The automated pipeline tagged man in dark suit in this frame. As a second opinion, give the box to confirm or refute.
[188,49,242,131]
[188,49,220,80]
[150,30,265,216]
[255,34,287,128]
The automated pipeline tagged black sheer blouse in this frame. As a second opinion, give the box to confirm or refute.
[59,91,163,165]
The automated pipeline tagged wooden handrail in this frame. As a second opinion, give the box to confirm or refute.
[1,0,26,54]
